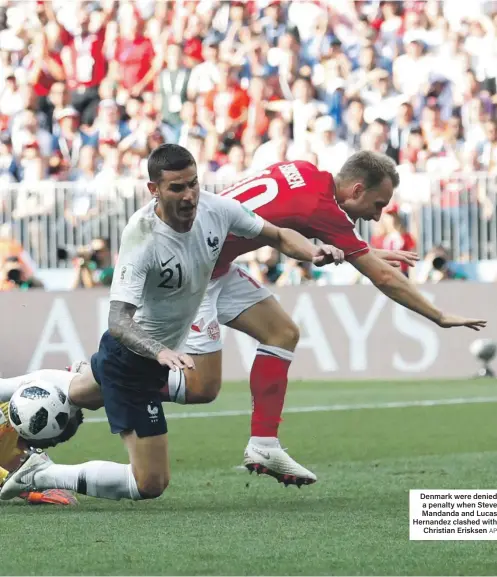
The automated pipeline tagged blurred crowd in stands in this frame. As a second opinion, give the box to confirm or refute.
[1,0,497,290]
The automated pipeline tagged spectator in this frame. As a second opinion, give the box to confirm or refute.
[419,245,469,283]
[159,43,191,144]
[200,60,249,142]
[289,76,327,144]
[46,82,72,135]
[312,115,349,174]
[245,75,271,138]
[390,102,418,151]
[0,68,22,126]
[215,143,249,186]
[362,118,399,163]
[43,0,117,126]
[393,38,434,98]
[346,44,385,99]
[343,97,368,150]
[0,256,44,291]
[251,116,296,171]
[420,103,447,154]
[70,237,114,289]
[362,69,405,124]
[110,3,157,103]
[86,99,129,147]
[260,1,288,48]
[187,38,221,100]
[50,107,84,178]
[23,24,65,104]
[11,110,52,160]
[177,101,205,149]
[370,207,416,278]
[70,144,98,184]
[0,134,18,184]
[477,119,497,174]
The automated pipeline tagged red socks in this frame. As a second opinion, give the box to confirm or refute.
[250,345,294,437]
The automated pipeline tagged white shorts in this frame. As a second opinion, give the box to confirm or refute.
[183,264,272,355]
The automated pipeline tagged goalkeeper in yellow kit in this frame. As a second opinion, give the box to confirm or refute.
[0,402,77,505]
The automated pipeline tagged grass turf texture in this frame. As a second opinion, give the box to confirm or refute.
[1,378,497,576]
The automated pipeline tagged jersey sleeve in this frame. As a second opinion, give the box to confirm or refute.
[311,196,369,260]
[110,225,154,307]
[222,197,265,239]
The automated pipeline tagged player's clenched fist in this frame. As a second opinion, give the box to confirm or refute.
[156,349,196,371]
[312,245,345,267]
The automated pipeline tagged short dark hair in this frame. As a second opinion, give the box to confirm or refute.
[148,144,196,182]
[336,151,400,190]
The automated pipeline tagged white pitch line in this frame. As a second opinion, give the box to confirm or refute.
[84,396,497,424]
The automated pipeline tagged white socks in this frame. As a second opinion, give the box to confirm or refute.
[0,370,78,414]
[168,368,186,404]
[250,436,281,449]
[34,461,142,501]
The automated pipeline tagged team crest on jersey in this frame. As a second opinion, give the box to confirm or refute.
[207,234,220,254]
[207,320,221,341]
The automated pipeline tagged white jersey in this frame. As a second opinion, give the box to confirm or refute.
[110,191,264,354]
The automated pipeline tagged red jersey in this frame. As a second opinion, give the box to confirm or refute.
[24,52,64,97]
[114,36,155,92]
[60,27,108,90]
[212,161,369,278]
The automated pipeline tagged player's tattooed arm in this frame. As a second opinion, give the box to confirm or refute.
[108,300,164,360]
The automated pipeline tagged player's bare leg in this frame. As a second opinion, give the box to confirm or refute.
[67,365,104,410]
[163,351,222,404]
[122,431,170,498]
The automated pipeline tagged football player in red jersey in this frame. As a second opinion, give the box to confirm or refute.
[160,151,485,485]
[0,152,486,488]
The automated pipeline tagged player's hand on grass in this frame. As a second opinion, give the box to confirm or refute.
[312,245,345,267]
[157,349,196,371]
[375,248,419,268]
[437,314,487,331]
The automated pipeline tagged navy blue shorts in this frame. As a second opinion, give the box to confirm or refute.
[91,331,169,438]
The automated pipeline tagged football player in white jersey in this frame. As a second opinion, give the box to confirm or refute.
[0,144,340,502]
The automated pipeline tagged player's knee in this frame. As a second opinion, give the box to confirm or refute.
[195,388,219,404]
[136,473,170,499]
[264,319,300,350]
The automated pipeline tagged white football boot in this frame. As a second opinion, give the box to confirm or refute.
[0,450,53,500]
[243,438,317,487]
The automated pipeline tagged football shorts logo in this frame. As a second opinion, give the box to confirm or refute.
[147,403,159,423]
[207,320,221,341]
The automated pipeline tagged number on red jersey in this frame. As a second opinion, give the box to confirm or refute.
[213,161,368,276]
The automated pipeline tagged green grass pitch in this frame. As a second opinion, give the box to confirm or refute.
[1,378,497,576]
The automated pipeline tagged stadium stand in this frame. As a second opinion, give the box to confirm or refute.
[0,0,496,290]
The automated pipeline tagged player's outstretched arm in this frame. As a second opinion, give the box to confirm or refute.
[257,222,344,265]
[351,252,487,331]
[108,301,194,371]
